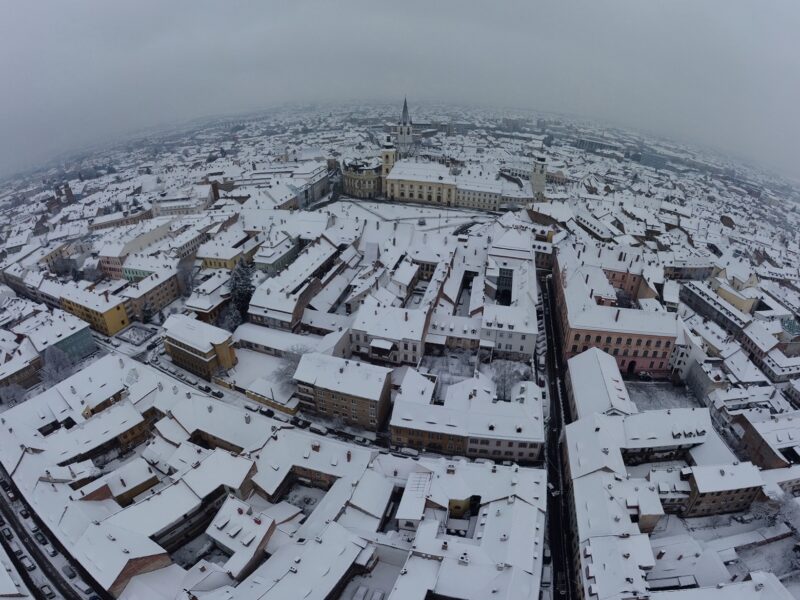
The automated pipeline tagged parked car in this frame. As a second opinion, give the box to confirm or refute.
[309,424,328,436]
[6,489,15,501]
[211,390,224,399]
[40,585,56,599]
[20,556,35,571]
[45,545,57,557]
[198,384,212,393]
[62,565,77,579]
[353,586,369,600]
[75,580,94,594]
[1,528,12,540]
[0,480,9,491]
[19,508,29,519]
[34,532,47,545]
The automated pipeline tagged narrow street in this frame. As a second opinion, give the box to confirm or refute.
[0,466,108,600]
[542,274,573,600]
[0,467,86,600]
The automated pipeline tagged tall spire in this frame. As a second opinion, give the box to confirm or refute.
[401,97,410,125]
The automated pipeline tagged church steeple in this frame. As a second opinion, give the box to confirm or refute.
[395,97,414,157]
[401,97,410,125]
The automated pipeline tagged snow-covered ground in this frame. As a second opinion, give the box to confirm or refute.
[420,350,477,399]
[339,557,404,600]
[626,381,701,411]
[172,534,217,569]
[116,323,157,346]
[324,199,487,231]
[783,574,800,600]
[284,484,326,516]
[652,512,800,591]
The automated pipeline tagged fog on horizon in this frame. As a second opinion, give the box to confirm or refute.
[1,1,798,178]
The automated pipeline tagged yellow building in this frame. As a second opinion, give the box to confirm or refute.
[342,157,382,199]
[60,288,130,336]
[162,314,237,380]
[385,160,457,207]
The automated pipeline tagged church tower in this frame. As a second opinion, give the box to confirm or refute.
[395,97,414,158]
[530,154,546,201]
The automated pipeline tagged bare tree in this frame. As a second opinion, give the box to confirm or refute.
[83,266,102,282]
[177,261,196,298]
[751,495,800,531]
[272,344,314,383]
[492,360,530,401]
[40,346,75,387]
[0,383,26,405]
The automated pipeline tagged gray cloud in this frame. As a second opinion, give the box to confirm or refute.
[1,1,798,177]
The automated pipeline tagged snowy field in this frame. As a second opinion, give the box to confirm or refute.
[116,323,157,346]
[652,512,800,593]
[323,198,489,232]
[218,348,285,391]
[784,574,800,600]
[285,483,326,515]
[626,381,701,411]
[171,533,228,569]
[339,557,404,600]
[419,350,477,399]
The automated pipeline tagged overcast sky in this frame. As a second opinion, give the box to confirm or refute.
[1,1,798,178]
